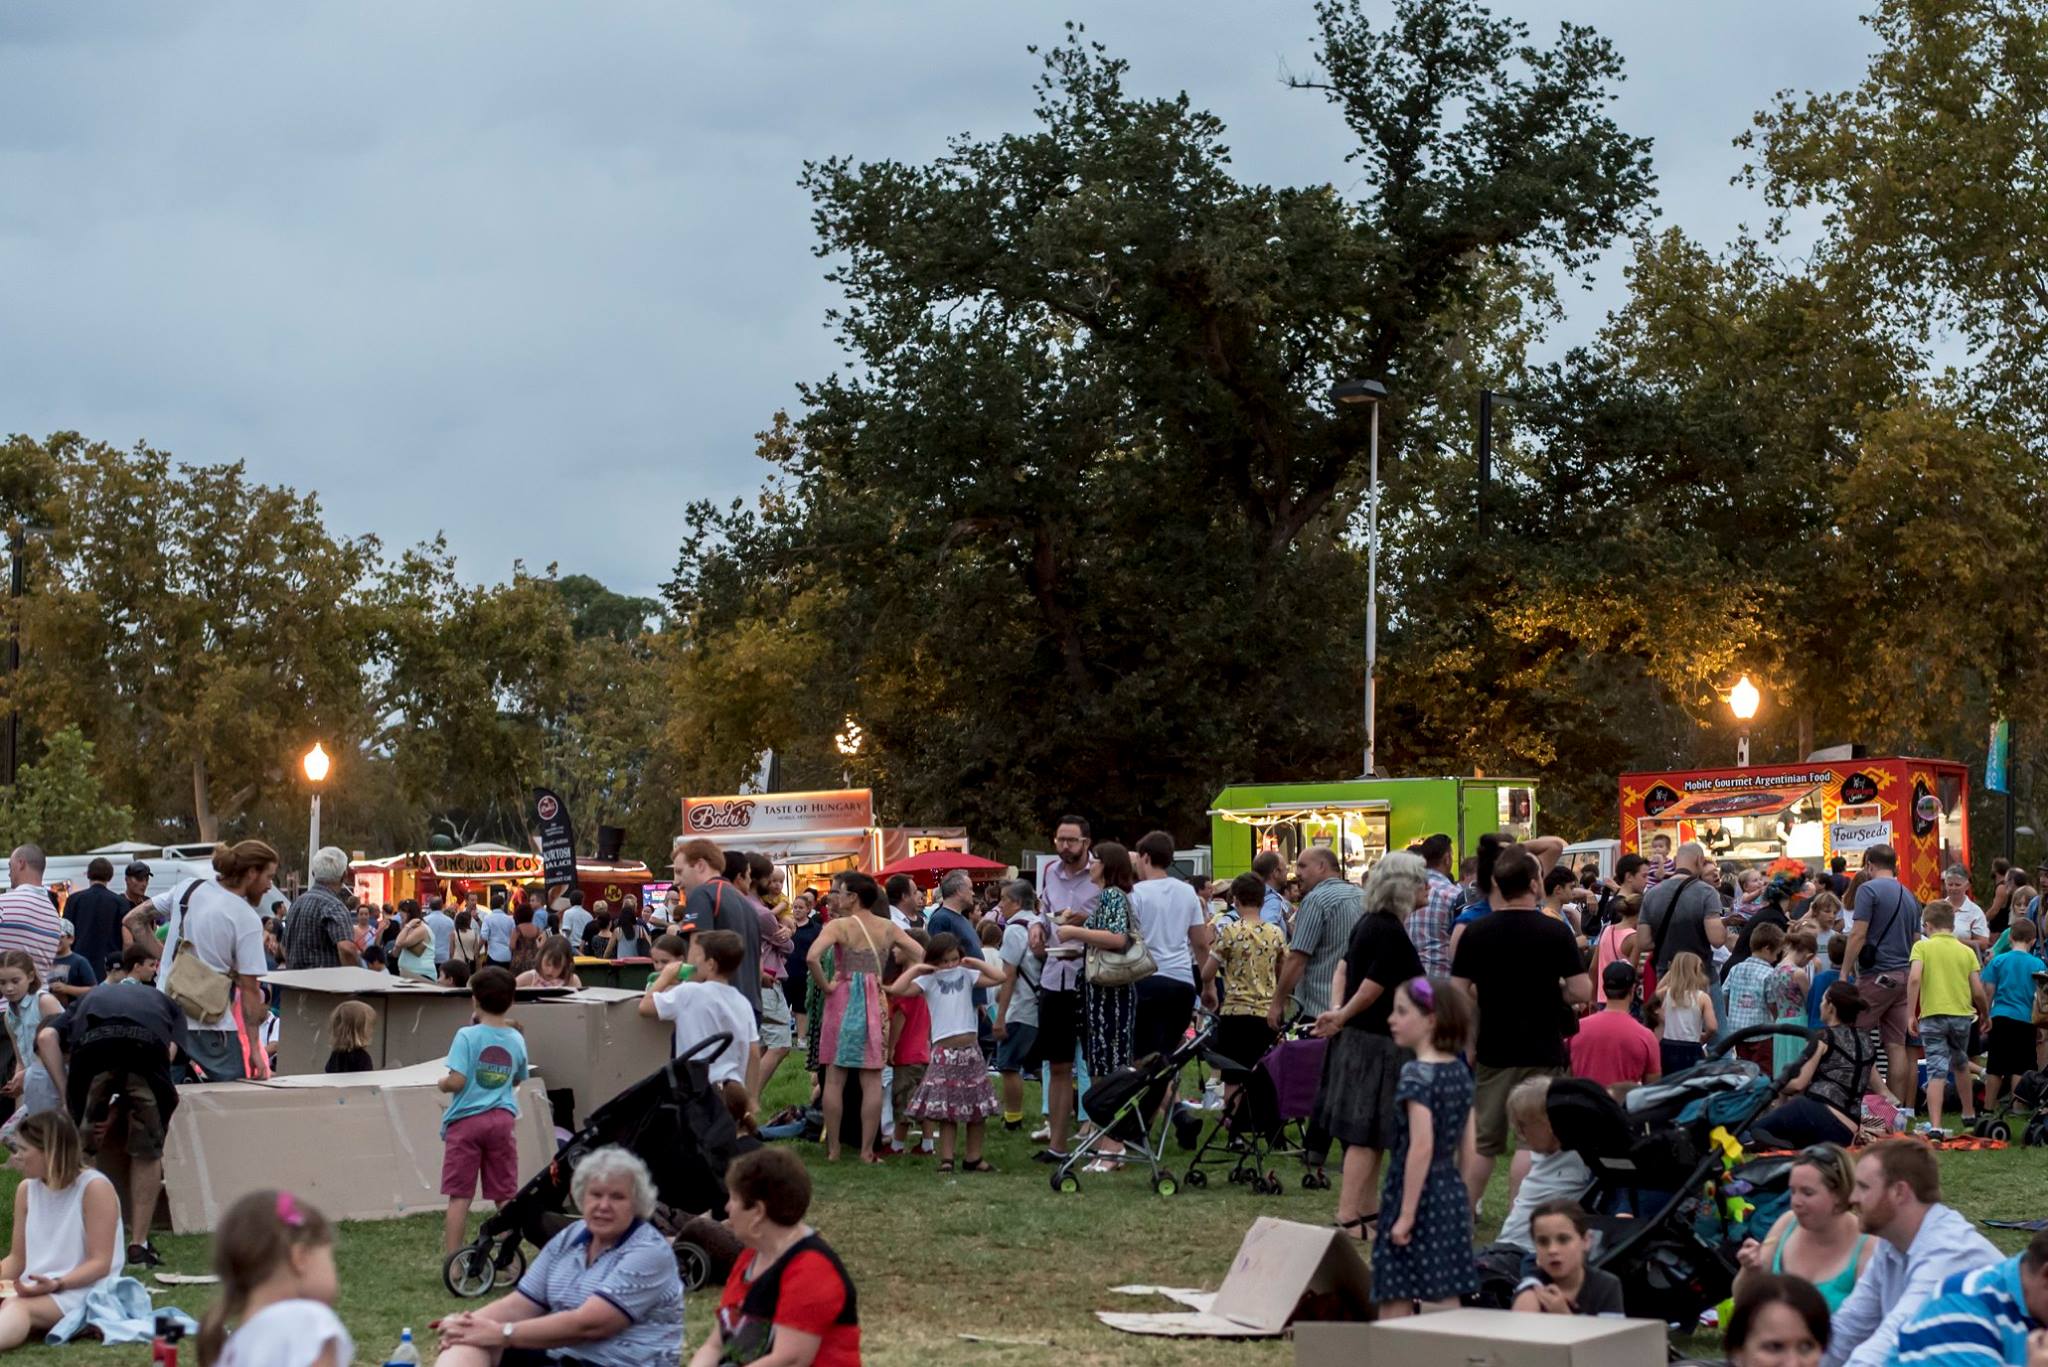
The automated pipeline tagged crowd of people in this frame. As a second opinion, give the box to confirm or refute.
[1,822,2045,1363]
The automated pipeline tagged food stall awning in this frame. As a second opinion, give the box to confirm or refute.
[691,827,875,865]
[1647,786,1822,822]
[1209,799,1392,824]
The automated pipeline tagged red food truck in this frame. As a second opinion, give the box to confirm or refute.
[1619,756,1970,900]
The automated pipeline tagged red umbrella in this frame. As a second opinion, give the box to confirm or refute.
[872,849,1009,889]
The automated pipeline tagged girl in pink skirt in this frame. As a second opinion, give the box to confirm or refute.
[887,931,1008,1173]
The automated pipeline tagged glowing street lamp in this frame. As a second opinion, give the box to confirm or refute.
[834,718,863,786]
[1728,676,1761,767]
[1332,377,1388,779]
[303,742,331,877]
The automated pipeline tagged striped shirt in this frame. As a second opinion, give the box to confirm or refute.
[1408,869,1461,977]
[1289,877,1363,1018]
[0,884,61,981]
[1896,1253,2039,1367]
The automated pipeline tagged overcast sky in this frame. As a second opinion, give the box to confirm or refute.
[0,3,1873,596]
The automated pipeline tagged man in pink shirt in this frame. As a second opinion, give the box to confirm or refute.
[1570,961,1662,1100]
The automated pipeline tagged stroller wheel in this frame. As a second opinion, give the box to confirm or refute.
[1054,1172,1081,1195]
[1985,1119,2012,1143]
[443,1245,498,1298]
[2025,1118,2048,1148]
[1185,1169,1207,1189]
[1153,1174,1179,1197]
[674,1240,712,1291]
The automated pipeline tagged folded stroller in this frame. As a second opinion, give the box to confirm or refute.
[1181,1028,1327,1194]
[1052,1020,1215,1196]
[444,1032,743,1296]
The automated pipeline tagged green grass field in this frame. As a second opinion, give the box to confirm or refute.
[0,1068,2037,1364]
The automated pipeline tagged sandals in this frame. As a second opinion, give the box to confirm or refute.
[1335,1213,1378,1241]
[960,1158,998,1174]
[937,1160,955,1174]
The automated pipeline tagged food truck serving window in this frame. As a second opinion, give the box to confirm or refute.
[1638,785,1826,864]
[1212,802,1390,885]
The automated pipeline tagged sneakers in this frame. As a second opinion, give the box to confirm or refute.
[1923,1127,1948,1142]
[1003,1118,1023,1132]
[126,1241,164,1269]
[1030,1125,1051,1142]
[1031,1147,1070,1164]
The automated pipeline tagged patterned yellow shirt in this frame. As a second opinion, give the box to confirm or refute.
[1213,917,1286,1016]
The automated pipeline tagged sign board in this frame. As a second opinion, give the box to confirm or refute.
[683,789,873,838]
[1988,717,2011,794]
[534,787,577,888]
[426,851,543,879]
[1828,820,1893,854]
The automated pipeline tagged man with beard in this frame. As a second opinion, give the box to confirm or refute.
[1822,1139,2000,1367]
[1029,816,1098,1163]
[148,841,275,1082]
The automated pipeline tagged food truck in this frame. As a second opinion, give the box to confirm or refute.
[1209,777,1539,885]
[679,787,976,893]
[1619,757,1969,900]
[351,846,546,908]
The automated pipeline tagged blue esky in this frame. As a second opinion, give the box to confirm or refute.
[0,3,1873,595]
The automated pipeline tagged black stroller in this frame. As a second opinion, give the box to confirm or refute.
[1052,1020,1215,1196]
[1553,1023,1815,1327]
[444,1033,743,1297]
[1181,1027,1328,1194]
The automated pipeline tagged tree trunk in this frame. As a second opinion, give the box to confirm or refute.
[1797,709,1815,760]
[192,751,217,843]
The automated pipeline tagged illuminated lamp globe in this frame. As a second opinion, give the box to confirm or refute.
[1728,676,1761,723]
[302,742,331,784]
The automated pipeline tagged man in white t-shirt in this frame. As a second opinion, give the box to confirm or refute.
[152,843,276,1082]
[1128,832,1211,1063]
[637,928,757,1090]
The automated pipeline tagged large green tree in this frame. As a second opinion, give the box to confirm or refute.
[668,2,1655,847]
[0,726,133,853]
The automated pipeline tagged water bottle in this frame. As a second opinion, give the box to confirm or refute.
[385,1328,420,1365]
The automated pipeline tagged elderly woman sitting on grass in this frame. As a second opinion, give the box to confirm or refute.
[435,1145,682,1366]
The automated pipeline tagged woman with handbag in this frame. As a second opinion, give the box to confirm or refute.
[1071,843,1143,1170]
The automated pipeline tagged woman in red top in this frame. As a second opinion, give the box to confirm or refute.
[694,1147,860,1367]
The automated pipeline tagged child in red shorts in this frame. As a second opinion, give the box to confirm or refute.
[438,965,528,1256]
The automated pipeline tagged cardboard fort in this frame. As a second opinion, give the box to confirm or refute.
[1296,1311,1666,1367]
[1099,1217,1373,1337]
[263,967,534,1076]
[519,987,676,1125]
[262,969,675,1124]
[160,1062,553,1233]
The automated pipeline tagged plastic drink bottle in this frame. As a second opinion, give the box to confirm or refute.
[385,1327,421,1365]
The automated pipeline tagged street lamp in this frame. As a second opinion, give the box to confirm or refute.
[302,742,331,877]
[1728,675,1761,768]
[4,525,54,788]
[834,718,863,788]
[1333,377,1388,779]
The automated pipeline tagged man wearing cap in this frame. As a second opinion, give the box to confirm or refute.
[1568,961,1661,1099]
[46,919,100,1002]
[65,857,127,981]
[120,862,157,949]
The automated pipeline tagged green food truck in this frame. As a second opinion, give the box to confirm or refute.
[1208,777,1539,885]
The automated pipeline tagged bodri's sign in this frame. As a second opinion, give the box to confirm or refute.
[683,789,873,838]
[1828,820,1893,854]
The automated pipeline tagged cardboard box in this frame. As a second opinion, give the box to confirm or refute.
[1295,1311,1667,1367]
[160,1061,553,1233]
[520,987,677,1125]
[1100,1217,1373,1337]
[263,967,564,1076]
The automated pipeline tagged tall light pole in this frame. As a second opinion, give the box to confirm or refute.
[1728,675,1761,768]
[302,742,331,878]
[4,525,53,789]
[834,717,863,789]
[1333,377,1388,779]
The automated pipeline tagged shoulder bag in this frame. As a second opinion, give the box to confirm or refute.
[163,881,234,1025]
[1857,882,1906,974]
[1084,895,1156,987]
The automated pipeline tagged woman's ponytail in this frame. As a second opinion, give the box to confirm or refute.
[195,1291,240,1367]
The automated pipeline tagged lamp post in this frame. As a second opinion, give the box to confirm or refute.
[1333,377,1388,779]
[1728,675,1761,768]
[834,718,863,788]
[302,742,331,878]
[4,525,54,789]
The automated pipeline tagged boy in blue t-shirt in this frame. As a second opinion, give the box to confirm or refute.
[1982,918,2045,1113]
[439,965,528,1256]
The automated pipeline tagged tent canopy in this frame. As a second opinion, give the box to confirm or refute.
[873,849,1008,889]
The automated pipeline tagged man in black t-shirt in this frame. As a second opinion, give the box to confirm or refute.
[1452,846,1591,1201]
[65,858,126,981]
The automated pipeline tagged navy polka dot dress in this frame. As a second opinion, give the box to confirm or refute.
[1371,1059,1478,1303]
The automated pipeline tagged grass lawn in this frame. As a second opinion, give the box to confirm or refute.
[0,1068,2038,1364]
